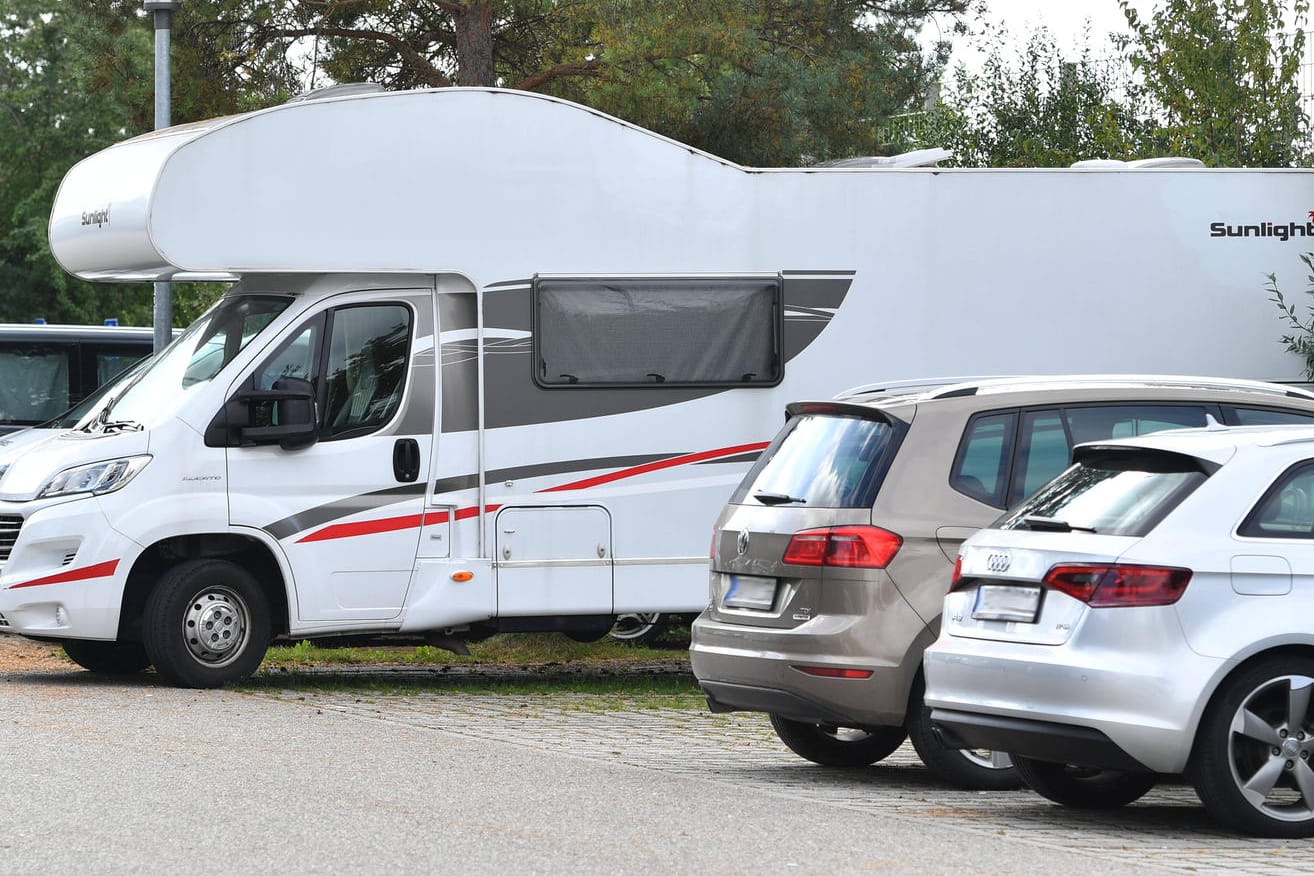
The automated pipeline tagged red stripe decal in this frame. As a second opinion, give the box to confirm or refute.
[296,441,765,543]
[538,442,769,494]
[12,559,120,590]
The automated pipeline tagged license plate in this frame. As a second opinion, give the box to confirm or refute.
[971,584,1041,623]
[723,574,776,610]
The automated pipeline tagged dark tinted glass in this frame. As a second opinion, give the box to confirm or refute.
[998,450,1208,537]
[951,411,1016,506]
[734,414,896,509]
[1240,462,1314,539]
[1231,407,1314,426]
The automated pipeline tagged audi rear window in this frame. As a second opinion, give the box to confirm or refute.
[731,413,901,509]
[996,449,1210,537]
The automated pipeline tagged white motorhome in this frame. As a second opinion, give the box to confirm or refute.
[6,86,1312,686]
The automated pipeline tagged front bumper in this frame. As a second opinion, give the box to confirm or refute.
[0,497,136,640]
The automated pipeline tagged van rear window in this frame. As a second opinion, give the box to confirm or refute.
[732,414,899,509]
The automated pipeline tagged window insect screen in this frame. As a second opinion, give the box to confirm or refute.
[535,277,780,387]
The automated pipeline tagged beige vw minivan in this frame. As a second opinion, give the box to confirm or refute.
[689,375,1314,788]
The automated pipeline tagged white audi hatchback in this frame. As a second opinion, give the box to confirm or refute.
[924,423,1314,837]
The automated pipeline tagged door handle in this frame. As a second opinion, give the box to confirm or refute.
[393,438,420,483]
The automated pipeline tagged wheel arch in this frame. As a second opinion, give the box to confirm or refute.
[118,532,291,642]
[1188,642,1314,765]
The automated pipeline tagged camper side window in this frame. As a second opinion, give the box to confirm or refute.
[533,276,782,387]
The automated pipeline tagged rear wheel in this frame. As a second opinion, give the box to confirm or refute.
[906,680,1021,790]
[143,559,271,689]
[608,613,664,646]
[1012,755,1157,809]
[1192,656,1314,838]
[769,713,907,767]
[61,639,151,675]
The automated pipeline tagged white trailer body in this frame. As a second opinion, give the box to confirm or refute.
[3,86,1313,682]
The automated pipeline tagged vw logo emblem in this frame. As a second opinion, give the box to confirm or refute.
[737,530,751,555]
[986,552,1011,574]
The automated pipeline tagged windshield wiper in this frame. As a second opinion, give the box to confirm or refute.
[754,491,806,505]
[1022,515,1097,533]
[100,419,143,434]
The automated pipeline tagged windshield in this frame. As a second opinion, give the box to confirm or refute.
[731,414,899,508]
[997,450,1209,537]
[100,295,293,427]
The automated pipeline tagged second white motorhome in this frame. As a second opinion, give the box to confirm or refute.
[5,86,1313,686]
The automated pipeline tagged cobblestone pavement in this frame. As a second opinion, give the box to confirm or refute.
[253,685,1313,876]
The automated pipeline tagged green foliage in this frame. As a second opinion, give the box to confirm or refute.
[1268,253,1314,380]
[1121,0,1310,167]
[917,25,1161,166]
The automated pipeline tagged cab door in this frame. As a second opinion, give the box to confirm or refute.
[225,289,436,623]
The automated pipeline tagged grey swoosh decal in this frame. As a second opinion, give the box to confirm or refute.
[433,452,680,494]
[265,482,427,541]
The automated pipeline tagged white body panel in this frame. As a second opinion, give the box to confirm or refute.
[6,87,1313,649]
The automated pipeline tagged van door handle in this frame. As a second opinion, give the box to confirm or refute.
[393,438,420,483]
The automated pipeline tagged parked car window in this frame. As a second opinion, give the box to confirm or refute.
[1230,406,1314,426]
[999,449,1210,537]
[1011,411,1069,506]
[1239,462,1314,539]
[1065,404,1206,444]
[732,414,897,508]
[534,276,781,387]
[950,411,1016,506]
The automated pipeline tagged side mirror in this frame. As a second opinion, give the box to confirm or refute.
[236,376,319,450]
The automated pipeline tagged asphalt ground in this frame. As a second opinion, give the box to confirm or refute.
[0,656,1309,874]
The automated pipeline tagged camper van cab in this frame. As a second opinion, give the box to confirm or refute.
[6,86,1314,687]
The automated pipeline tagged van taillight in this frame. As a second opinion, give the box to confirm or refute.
[782,526,902,569]
[1042,563,1192,607]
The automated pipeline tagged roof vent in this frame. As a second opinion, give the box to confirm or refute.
[286,82,386,104]
[817,148,953,169]
[1070,157,1205,169]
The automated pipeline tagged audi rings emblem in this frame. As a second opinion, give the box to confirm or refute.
[986,552,1011,573]
[737,530,751,555]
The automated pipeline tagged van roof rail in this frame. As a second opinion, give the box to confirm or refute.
[836,374,1314,404]
[834,376,1006,399]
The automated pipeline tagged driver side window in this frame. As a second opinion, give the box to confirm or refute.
[248,303,412,442]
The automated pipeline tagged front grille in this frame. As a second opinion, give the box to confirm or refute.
[0,515,21,564]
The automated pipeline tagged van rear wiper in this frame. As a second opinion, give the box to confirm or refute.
[754,491,806,505]
[1022,515,1097,533]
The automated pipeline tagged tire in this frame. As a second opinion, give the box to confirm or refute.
[906,678,1022,790]
[61,639,152,675]
[142,559,271,689]
[608,613,665,646]
[769,713,907,767]
[1012,755,1157,809]
[1192,656,1314,838]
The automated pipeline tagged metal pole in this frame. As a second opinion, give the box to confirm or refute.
[145,1,181,353]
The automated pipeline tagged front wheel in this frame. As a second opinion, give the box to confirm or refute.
[769,713,907,767]
[143,559,271,689]
[1012,755,1157,809]
[906,680,1021,790]
[61,639,152,675]
[1192,656,1314,838]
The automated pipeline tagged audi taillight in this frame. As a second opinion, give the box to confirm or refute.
[1042,563,1192,607]
[781,526,902,569]
[949,556,963,590]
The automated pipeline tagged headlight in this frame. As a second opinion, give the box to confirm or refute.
[38,456,151,498]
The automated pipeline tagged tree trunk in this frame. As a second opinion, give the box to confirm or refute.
[453,2,495,87]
